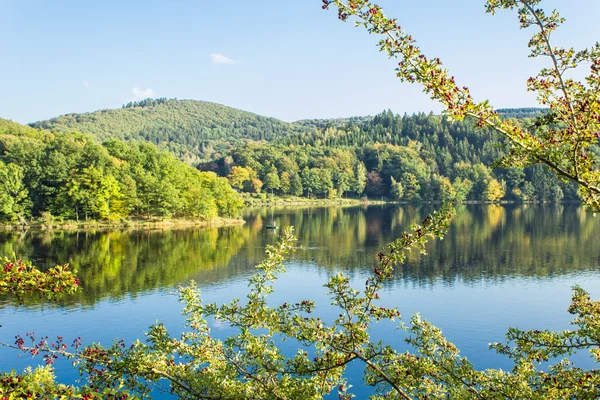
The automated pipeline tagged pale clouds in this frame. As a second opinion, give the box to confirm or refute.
[210,53,236,65]
[132,87,156,98]
[83,80,90,89]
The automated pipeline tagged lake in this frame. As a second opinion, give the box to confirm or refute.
[1,204,599,397]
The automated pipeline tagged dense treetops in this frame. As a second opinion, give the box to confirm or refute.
[21,98,566,204]
[205,111,576,203]
[0,118,242,223]
[26,98,559,205]
[4,100,574,207]
[0,118,42,139]
[29,99,307,165]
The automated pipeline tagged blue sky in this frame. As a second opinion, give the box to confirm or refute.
[1,0,599,124]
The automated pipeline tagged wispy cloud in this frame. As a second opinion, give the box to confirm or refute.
[210,53,236,65]
[131,87,156,98]
[83,80,90,89]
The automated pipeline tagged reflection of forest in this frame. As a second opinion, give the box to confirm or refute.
[248,204,600,283]
[1,204,598,306]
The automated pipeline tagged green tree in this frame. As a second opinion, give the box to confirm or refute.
[334,170,352,198]
[485,178,506,202]
[66,167,102,221]
[96,174,126,220]
[301,167,317,198]
[354,162,367,195]
[280,171,291,195]
[452,177,473,203]
[263,167,281,195]
[0,161,30,223]
[429,173,456,201]
[289,171,303,196]
[400,172,420,202]
[227,166,251,191]
[390,176,404,200]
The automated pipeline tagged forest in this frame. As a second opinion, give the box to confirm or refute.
[30,98,307,165]
[28,100,579,204]
[0,118,242,223]
[207,110,578,202]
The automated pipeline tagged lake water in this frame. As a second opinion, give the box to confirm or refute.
[1,204,599,397]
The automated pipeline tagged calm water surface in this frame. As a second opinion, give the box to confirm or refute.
[1,204,599,397]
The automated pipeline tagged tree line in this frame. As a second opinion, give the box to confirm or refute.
[0,119,242,223]
[204,111,576,203]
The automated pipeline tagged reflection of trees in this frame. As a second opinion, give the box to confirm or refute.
[0,227,253,306]
[397,204,600,285]
[252,204,600,284]
[245,204,600,283]
[1,204,598,307]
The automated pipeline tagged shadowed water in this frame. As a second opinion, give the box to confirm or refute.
[1,204,599,397]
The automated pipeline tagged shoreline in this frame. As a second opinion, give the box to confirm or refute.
[0,217,246,232]
[243,196,387,207]
[243,196,581,207]
[0,200,581,232]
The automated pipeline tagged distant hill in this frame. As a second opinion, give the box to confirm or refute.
[29,98,305,163]
[25,101,547,166]
[496,107,546,119]
[0,117,42,138]
[294,115,374,130]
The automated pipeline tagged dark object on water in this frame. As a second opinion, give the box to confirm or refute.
[266,222,278,229]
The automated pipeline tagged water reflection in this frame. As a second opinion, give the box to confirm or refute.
[0,204,599,307]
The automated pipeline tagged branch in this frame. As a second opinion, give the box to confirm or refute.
[465,112,600,196]
[149,367,215,399]
[352,350,414,400]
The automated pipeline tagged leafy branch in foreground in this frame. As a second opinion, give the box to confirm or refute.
[0,257,80,302]
[325,0,600,211]
[0,259,131,398]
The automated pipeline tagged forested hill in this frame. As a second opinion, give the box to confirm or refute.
[16,102,564,205]
[205,107,575,204]
[29,98,305,164]
[28,99,544,165]
[0,117,42,138]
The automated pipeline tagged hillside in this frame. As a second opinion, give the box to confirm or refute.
[29,98,305,163]
[2,104,577,205]
[204,108,578,204]
[0,117,42,138]
[27,100,546,166]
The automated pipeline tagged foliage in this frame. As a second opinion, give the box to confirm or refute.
[11,102,577,206]
[205,114,577,202]
[16,99,577,204]
[0,366,134,399]
[0,259,129,398]
[29,100,308,165]
[0,162,30,222]
[0,257,80,302]
[0,118,42,139]
[0,123,243,223]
